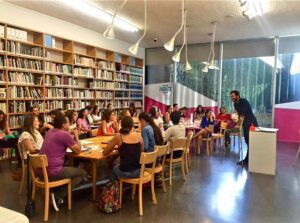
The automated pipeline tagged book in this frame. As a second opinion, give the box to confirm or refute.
[45,34,52,48]
[0,25,4,38]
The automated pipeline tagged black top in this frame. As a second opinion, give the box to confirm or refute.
[234,98,258,128]
[118,135,141,172]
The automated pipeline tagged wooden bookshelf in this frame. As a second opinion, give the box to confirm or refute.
[0,22,144,128]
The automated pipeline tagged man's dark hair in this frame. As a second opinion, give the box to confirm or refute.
[107,103,112,109]
[170,111,181,125]
[53,113,68,129]
[173,103,178,107]
[230,90,240,97]
[29,106,37,112]
[120,116,134,134]
[85,105,93,111]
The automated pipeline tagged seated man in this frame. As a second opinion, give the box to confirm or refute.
[39,113,87,212]
[163,111,186,158]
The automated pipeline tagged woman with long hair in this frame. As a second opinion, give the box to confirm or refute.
[128,102,137,117]
[0,110,10,136]
[91,105,101,122]
[77,108,91,138]
[149,106,164,132]
[193,105,205,121]
[65,110,77,131]
[97,109,119,136]
[103,116,144,179]
[18,115,44,154]
[138,112,164,152]
[163,105,173,126]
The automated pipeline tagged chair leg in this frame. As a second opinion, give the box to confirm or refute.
[138,183,143,216]
[161,169,166,193]
[151,176,157,205]
[185,153,189,174]
[206,141,210,156]
[68,182,72,210]
[18,165,26,194]
[119,180,123,208]
[181,159,186,181]
[169,162,173,186]
[132,184,136,200]
[31,183,36,200]
[44,188,49,221]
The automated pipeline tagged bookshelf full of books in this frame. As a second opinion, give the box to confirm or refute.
[0,22,144,129]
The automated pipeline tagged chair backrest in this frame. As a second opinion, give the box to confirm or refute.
[139,150,158,178]
[18,142,27,164]
[28,154,49,183]
[155,143,169,157]
[186,132,194,149]
[169,137,188,159]
[91,128,98,137]
[220,122,228,135]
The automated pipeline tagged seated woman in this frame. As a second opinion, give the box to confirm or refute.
[85,105,94,125]
[163,111,186,158]
[138,112,164,152]
[77,108,91,139]
[0,110,12,159]
[91,105,101,123]
[118,109,131,125]
[193,110,215,155]
[215,107,231,133]
[163,105,173,127]
[128,102,137,117]
[97,110,119,136]
[193,105,205,121]
[103,116,144,179]
[65,110,77,131]
[149,106,164,133]
[18,115,44,155]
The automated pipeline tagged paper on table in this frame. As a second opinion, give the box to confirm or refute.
[256,127,279,132]
[66,146,90,153]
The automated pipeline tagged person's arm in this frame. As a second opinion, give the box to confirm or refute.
[101,120,115,136]
[103,134,121,155]
[142,128,149,152]
[5,121,11,135]
[163,128,172,142]
[140,135,144,152]
[164,112,170,124]
[23,139,37,154]
[69,129,81,155]
[112,121,119,133]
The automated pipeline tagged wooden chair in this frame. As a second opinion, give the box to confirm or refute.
[119,150,158,216]
[212,122,228,149]
[185,132,194,173]
[28,154,72,221]
[17,142,27,195]
[230,118,244,162]
[146,143,169,192]
[165,137,188,186]
[200,125,214,156]
[91,128,98,137]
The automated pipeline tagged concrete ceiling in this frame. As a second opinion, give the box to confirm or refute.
[7,0,300,48]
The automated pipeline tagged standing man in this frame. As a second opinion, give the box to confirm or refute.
[173,103,179,112]
[230,90,258,166]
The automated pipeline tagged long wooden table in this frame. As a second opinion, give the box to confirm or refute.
[67,136,116,200]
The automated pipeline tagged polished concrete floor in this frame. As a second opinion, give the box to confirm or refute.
[1,140,300,223]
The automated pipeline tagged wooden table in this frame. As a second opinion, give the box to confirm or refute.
[67,136,117,200]
[0,206,29,223]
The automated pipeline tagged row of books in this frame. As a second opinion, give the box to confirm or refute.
[130,75,143,83]
[0,57,4,67]
[45,88,73,98]
[96,100,113,109]
[73,67,93,77]
[132,101,142,107]
[115,82,129,89]
[74,100,89,110]
[74,90,94,98]
[131,92,143,99]
[130,85,143,91]
[9,115,24,129]
[115,91,129,98]
[96,69,113,80]
[7,27,28,41]
[45,100,64,111]
[45,76,75,86]
[7,41,43,58]
[115,100,130,108]
[8,101,26,113]
[91,81,114,90]
[6,58,43,71]
[9,86,43,99]
[115,73,129,81]
[0,40,4,52]
[45,62,72,75]
[8,72,35,84]
[74,54,94,67]
[116,64,130,72]
[0,103,6,113]
[96,61,115,70]
[95,91,113,98]
[130,67,143,75]
[0,26,4,38]
[0,72,5,82]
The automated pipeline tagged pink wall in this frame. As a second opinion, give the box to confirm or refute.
[275,108,300,142]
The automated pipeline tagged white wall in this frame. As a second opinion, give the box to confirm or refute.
[0,2,145,59]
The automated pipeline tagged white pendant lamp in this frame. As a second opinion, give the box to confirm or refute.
[103,0,128,39]
[164,0,185,52]
[184,11,191,71]
[129,0,147,55]
[208,22,219,70]
[202,64,209,73]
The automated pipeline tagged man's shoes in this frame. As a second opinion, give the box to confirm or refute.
[236,160,248,166]
[51,192,64,212]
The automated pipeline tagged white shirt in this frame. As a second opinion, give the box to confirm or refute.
[18,130,44,159]
[87,114,93,124]
[163,124,185,142]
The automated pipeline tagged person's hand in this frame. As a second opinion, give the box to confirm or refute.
[72,129,79,138]
[235,124,240,129]
[44,123,53,129]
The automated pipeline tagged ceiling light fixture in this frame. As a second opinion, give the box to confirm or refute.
[128,0,147,55]
[184,12,192,71]
[239,0,267,20]
[103,0,128,39]
[164,0,185,52]
[62,0,138,32]
[172,10,187,63]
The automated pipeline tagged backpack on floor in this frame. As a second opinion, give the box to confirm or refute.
[98,180,119,214]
